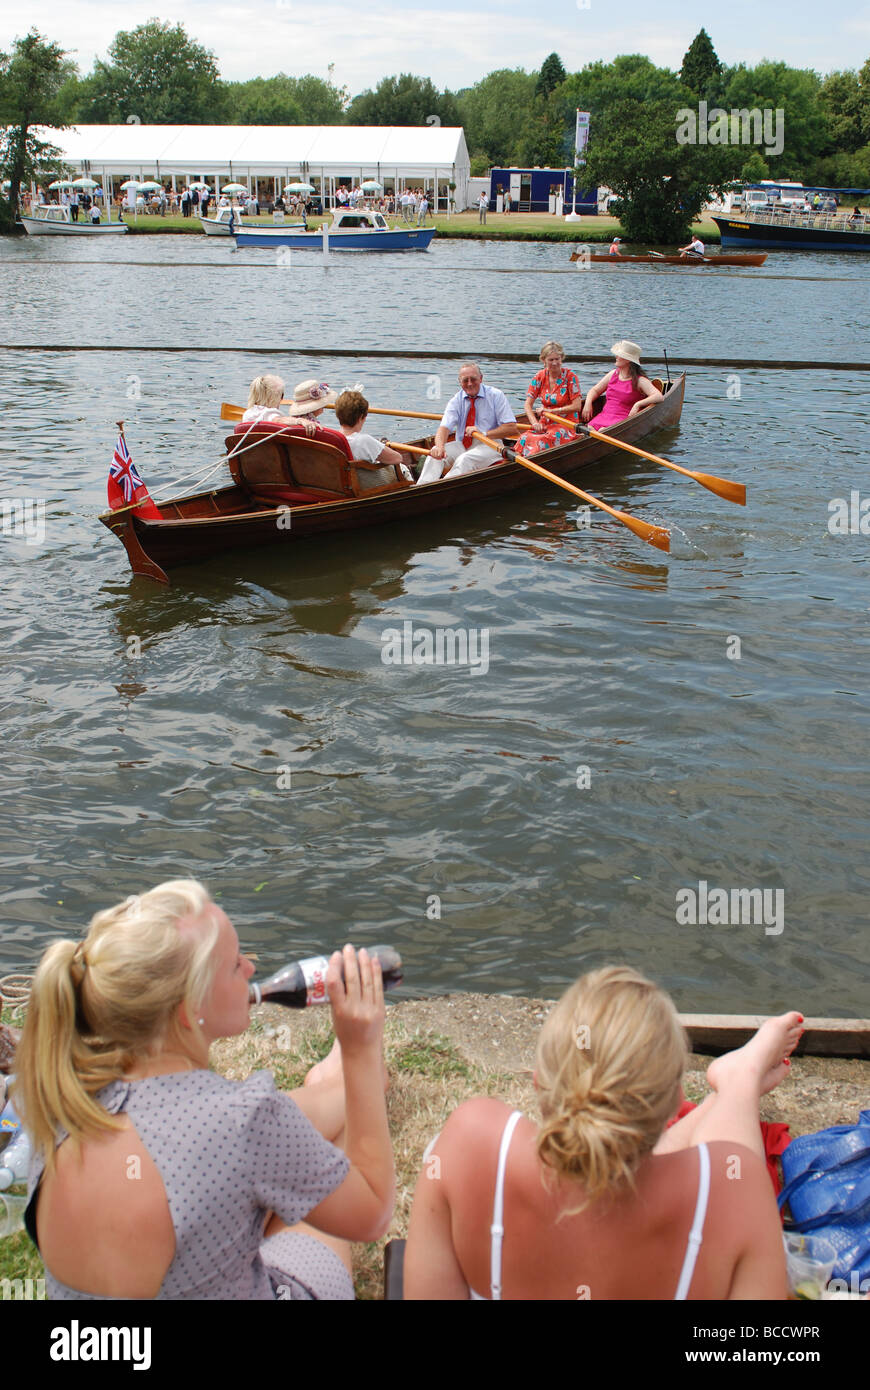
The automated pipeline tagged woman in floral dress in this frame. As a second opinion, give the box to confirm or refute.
[516,342,585,457]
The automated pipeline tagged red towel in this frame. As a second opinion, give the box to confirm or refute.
[667,1098,791,1198]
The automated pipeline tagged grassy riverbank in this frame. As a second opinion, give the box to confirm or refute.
[96,209,721,245]
[2,994,866,1300]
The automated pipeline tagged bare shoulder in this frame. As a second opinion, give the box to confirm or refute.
[436,1096,522,1157]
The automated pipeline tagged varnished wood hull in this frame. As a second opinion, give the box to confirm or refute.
[572,251,767,266]
[99,376,686,582]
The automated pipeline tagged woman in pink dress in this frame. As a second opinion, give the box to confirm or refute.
[516,342,585,458]
[582,341,662,430]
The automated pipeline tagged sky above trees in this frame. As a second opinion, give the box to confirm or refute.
[1,0,865,92]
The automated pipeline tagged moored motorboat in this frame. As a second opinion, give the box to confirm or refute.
[233,206,436,252]
[99,377,685,582]
[570,250,766,266]
[19,204,127,236]
[199,205,306,237]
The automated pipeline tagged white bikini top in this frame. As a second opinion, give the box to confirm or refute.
[469,1111,711,1301]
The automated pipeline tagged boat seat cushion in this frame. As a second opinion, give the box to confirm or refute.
[233,420,353,459]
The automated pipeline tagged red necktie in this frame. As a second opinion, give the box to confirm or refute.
[463,396,477,449]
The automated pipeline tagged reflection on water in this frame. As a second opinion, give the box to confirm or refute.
[0,242,868,1015]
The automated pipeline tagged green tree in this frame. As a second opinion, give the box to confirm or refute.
[346,74,458,126]
[580,82,742,242]
[0,29,72,232]
[722,62,825,179]
[223,76,304,125]
[536,53,566,97]
[680,29,721,96]
[81,20,222,123]
[818,69,865,154]
[456,69,537,166]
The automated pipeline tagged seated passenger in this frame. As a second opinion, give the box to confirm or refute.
[515,341,583,458]
[242,375,316,435]
[581,342,663,430]
[405,965,798,1300]
[415,363,516,485]
[335,391,413,482]
[287,379,338,424]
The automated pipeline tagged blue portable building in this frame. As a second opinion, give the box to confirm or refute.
[488,168,598,214]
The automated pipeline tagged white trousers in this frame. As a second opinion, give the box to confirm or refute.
[415,439,501,486]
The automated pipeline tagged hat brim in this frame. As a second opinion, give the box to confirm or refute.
[289,394,337,415]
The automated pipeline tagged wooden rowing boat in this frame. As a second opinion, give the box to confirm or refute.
[570,250,767,267]
[680,1015,870,1060]
[98,375,685,583]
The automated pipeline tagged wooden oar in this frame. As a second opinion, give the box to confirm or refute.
[384,440,431,456]
[470,430,670,553]
[220,401,443,424]
[542,409,746,506]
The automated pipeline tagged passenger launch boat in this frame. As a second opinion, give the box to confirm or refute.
[19,205,127,236]
[99,377,685,583]
[233,207,436,251]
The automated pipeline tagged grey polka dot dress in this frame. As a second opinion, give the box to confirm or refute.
[27,1070,354,1300]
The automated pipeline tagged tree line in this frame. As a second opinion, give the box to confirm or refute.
[1,24,868,239]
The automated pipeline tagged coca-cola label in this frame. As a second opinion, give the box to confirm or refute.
[299,955,330,1006]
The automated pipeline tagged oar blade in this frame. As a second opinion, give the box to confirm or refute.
[220,401,242,421]
[613,509,671,552]
[694,473,747,506]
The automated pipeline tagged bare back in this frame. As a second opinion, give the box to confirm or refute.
[37,1120,175,1298]
[406,1098,786,1300]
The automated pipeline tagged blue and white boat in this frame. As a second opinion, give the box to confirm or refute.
[233,207,435,252]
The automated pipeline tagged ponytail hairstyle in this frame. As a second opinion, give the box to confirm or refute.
[535,966,687,1209]
[247,374,284,408]
[13,880,220,1166]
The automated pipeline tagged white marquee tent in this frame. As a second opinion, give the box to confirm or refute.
[34,124,472,209]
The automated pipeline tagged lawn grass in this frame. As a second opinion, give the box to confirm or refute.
[114,209,722,245]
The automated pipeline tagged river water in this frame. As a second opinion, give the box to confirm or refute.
[1,233,868,1015]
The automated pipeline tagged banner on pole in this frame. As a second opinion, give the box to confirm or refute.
[575,111,591,167]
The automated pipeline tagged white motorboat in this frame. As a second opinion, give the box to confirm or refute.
[233,206,435,252]
[19,204,128,236]
[199,205,305,236]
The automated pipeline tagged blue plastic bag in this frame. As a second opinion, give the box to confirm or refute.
[778,1110,870,1282]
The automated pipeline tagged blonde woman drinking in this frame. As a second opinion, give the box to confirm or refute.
[14,880,394,1299]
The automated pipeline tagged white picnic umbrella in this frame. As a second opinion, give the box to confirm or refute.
[72,177,99,189]
[360,180,383,192]
[138,180,163,192]
[284,182,314,194]
[189,182,212,192]
[221,182,247,194]
[120,180,140,190]
[48,179,75,190]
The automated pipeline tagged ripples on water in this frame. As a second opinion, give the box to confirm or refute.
[0,235,868,1013]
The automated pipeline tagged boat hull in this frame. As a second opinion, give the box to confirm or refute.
[19,215,127,236]
[713,215,870,251]
[580,252,766,266]
[233,226,436,251]
[100,378,685,582]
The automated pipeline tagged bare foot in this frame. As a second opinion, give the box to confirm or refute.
[304,1038,343,1088]
[707,1013,804,1097]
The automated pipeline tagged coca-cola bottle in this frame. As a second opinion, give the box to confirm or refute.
[249,944,403,1009]
[0,1126,31,1191]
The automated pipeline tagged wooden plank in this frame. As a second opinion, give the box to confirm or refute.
[679,1014,870,1060]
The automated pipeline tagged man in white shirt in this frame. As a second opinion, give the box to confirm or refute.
[335,391,413,484]
[679,234,705,258]
[415,363,517,485]
[478,192,488,224]
[417,195,430,225]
